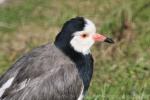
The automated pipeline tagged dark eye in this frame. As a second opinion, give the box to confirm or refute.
[81,34,88,38]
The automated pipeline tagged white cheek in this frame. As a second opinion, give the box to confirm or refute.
[82,37,94,47]
[70,36,94,55]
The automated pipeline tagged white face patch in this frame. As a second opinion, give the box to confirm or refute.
[0,77,15,97]
[84,19,96,34]
[70,18,96,55]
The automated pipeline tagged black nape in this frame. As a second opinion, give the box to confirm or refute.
[54,17,86,50]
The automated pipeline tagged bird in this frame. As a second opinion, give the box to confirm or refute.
[0,17,114,100]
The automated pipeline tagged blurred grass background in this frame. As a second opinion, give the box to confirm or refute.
[0,0,150,99]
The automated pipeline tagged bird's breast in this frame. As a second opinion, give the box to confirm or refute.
[75,55,93,93]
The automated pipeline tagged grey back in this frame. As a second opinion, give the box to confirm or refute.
[0,43,82,100]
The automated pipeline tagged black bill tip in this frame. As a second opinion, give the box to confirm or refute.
[104,37,114,43]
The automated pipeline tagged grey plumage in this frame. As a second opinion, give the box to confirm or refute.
[0,43,83,100]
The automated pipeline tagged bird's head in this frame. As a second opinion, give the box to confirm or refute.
[54,17,114,55]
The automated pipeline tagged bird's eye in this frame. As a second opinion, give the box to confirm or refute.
[81,33,88,38]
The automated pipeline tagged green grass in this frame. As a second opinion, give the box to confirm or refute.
[0,0,150,99]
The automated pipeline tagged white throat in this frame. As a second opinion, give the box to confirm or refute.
[70,38,91,55]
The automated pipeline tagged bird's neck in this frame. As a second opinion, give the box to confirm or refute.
[54,42,93,93]
[55,42,83,62]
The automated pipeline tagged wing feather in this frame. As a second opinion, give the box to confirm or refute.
[0,44,83,100]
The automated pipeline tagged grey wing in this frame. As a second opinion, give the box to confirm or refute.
[0,44,47,88]
[0,44,83,100]
[2,63,83,100]
[0,44,50,98]
[0,54,29,89]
